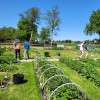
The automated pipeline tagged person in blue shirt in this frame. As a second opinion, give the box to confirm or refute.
[24,41,30,60]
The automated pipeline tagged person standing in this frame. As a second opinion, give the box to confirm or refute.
[14,44,21,60]
[84,43,88,58]
[79,42,85,58]
[24,41,30,60]
[13,42,18,57]
[13,42,17,47]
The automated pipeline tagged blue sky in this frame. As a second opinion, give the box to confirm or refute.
[0,0,100,41]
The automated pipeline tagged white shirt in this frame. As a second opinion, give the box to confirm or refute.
[80,43,84,51]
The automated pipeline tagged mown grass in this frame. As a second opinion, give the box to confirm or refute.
[37,49,100,59]
[1,44,100,59]
[0,62,42,100]
[56,42,78,46]
[52,61,100,100]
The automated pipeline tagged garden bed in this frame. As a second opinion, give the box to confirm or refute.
[34,56,88,100]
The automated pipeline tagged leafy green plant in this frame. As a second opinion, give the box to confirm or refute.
[0,64,18,72]
[0,56,17,72]
[80,58,100,67]
[59,57,100,87]
[36,58,88,100]
[0,56,16,64]
[51,85,87,100]
[0,47,6,55]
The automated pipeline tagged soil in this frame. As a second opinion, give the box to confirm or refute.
[0,72,7,74]
[51,55,59,59]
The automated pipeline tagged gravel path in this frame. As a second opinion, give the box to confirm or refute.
[20,59,59,62]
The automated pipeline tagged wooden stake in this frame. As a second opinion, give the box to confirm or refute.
[1,80,2,88]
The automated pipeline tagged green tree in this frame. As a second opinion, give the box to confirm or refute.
[0,26,7,41]
[44,5,61,47]
[0,26,16,41]
[84,9,100,43]
[14,29,26,40]
[39,27,50,41]
[17,7,40,42]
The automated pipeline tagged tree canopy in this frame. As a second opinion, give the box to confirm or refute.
[44,5,61,47]
[0,26,16,41]
[39,27,50,41]
[84,9,100,43]
[17,7,40,41]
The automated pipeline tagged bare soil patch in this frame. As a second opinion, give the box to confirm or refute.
[0,72,7,74]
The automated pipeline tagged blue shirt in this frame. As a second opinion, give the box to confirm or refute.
[24,42,30,49]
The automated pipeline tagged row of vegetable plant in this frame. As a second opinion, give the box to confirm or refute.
[88,49,100,54]
[0,56,17,71]
[34,56,88,100]
[0,47,6,55]
[79,58,100,67]
[0,56,18,87]
[59,57,100,87]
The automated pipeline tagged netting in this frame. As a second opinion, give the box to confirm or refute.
[34,56,88,100]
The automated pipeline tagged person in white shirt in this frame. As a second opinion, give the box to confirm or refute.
[84,43,88,58]
[79,42,85,58]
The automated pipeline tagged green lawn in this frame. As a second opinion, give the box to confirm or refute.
[37,49,100,59]
[0,62,42,100]
[56,42,78,46]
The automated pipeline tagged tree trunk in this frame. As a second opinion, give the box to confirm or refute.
[99,34,100,43]
[29,29,33,44]
[51,31,53,47]
[99,34,100,48]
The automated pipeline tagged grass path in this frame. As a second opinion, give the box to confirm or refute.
[0,62,42,100]
[52,61,100,100]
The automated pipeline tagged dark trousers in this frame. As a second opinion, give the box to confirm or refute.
[15,49,20,59]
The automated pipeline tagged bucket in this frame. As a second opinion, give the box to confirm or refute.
[57,53,60,56]
[13,73,24,84]
[44,52,49,57]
